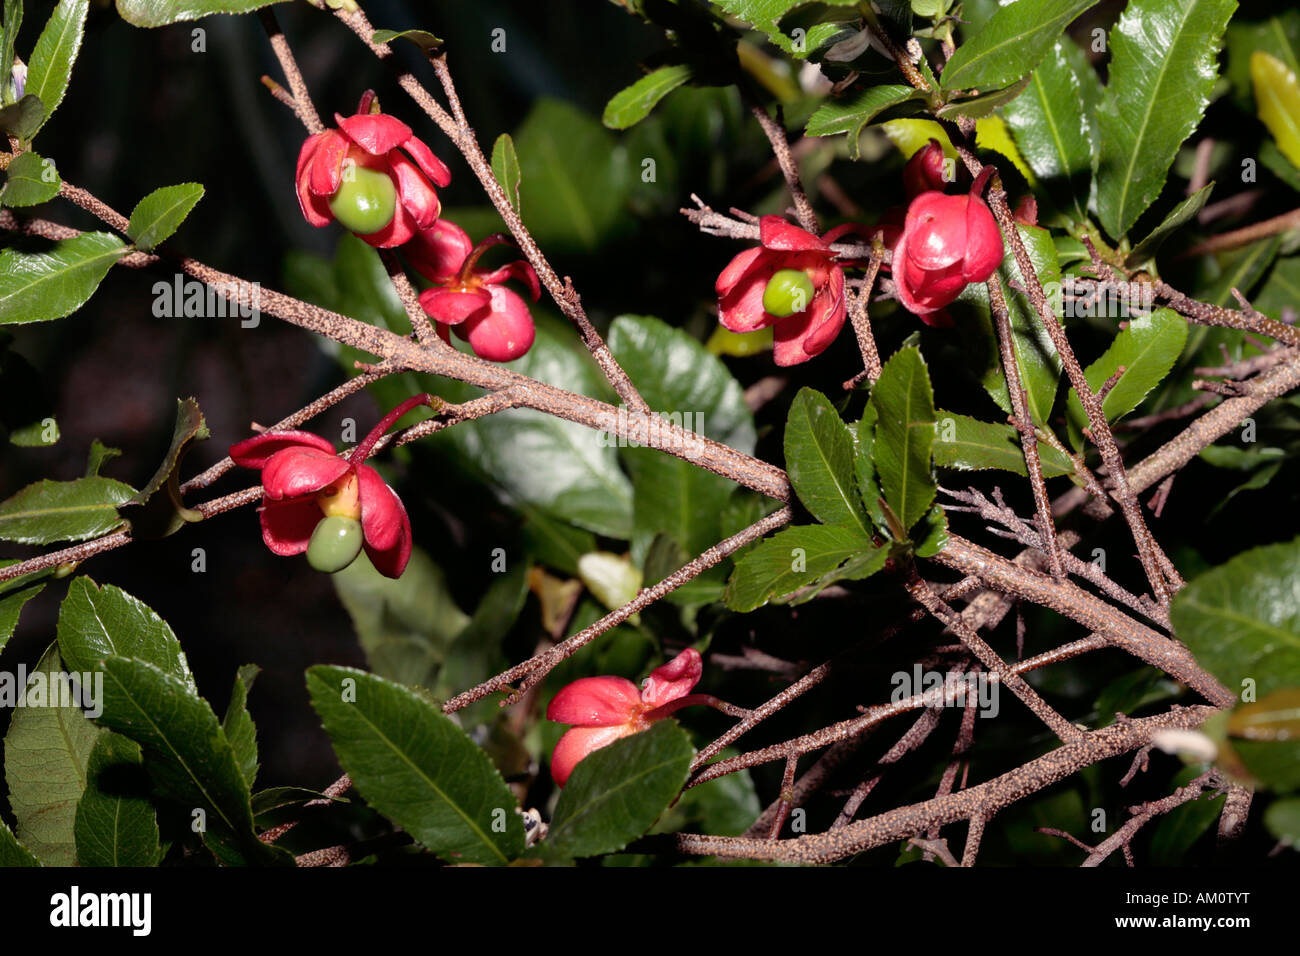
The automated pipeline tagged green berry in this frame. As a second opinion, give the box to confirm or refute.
[762,269,816,318]
[306,515,364,573]
[327,165,398,236]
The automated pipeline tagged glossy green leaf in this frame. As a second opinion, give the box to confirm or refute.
[126,183,204,251]
[93,656,284,865]
[540,721,693,860]
[941,0,1095,92]
[1235,736,1300,792]
[0,475,134,544]
[1170,537,1300,699]
[1253,51,1300,172]
[1094,0,1235,239]
[0,93,43,141]
[490,133,521,213]
[222,664,259,790]
[120,396,208,537]
[115,0,290,28]
[3,645,101,866]
[0,818,39,866]
[852,404,886,532]
[370,27,442,51]
[1125,184,1214,266]
[74,732,161,866]
[333,547,469,691]
[870,346,936,534]
[0,561,45,653]
[1200,237,1281,309]
[1226,11,1300,110]
[1,0,20,105]
[724,524,871,612]
[25,0,89,134]
[804,85,924,159]
[0,231,127,324]
[932,411,1074,477]
[651,756,760,837]
[785,387,871,537]
[936,76,1031,120]
[1065,308,1188,447]
[307,665,524,865]
[610,315,755,568]
[0,150,60,206]
[513,99,629,252]
[1002,40,1093,221]
[604,64,692,130]
[709,0,843,57]
[57,576,192,684]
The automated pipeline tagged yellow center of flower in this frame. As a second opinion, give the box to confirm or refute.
[317,472,362,520]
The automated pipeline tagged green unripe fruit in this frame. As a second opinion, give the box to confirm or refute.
[306,515,364,573]
[327,165,398,235]
[762,269,816,318]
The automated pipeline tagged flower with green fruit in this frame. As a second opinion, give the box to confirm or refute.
[295,90,451,247]
[229,395,435,578]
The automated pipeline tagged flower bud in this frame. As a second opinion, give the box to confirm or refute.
[903,139,950,198]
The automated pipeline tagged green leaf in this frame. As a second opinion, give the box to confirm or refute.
[804,85,924,159]
[708,0,844,57]
[125,183,204,251]
[0,95,45,140]
[932,411,1074,477]
[1264,797,1300,845]
[115,0,291,28]
[25,0,89,134]
[870,346,937,534]
[370,27,442,51]
[0,150,60,206]
[1254,255,1300,321]
[651,755,760,837]
[57,577,193,685]
[785,387,871,537]
[222,664,259,791]
[609,315,755,568]
[0,562,46,653]
[1253,51,1300,172]
[0,475,135,544]
[1170,537,1300,699]
[1125,184,1214,266]
[333,547,469,691]
[1200,236,1280,309]
[724,524,871,612]
[540,721,693,860]
[913,503,949,557]
[120,396,209,537]
[941,0,1095,92]
[74,732,161,866]
[1001,40,1093,221]
[1094,0,1235,239]
[1065,308,1188,447]
[1094,667,1180,726]
[1148,766,1225,864]
[3,645,101,865]
[603,64,692,130]
[935,76,1031,120]
[852,405,886,532]
[490,133,521,214]
[0,818,39,866]
[0,231,127,324]
[94,656,284,865]
[513,99,629,253]
[1,0,21,104]
[307,665,524,865]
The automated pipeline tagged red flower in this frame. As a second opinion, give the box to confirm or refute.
[546,648,705,787]
[716,216,865,367]
[903,138,951,198]
[230,395,432,578]
[408,220,540,362]
[296,90,452,248]
[892,169,1004,325]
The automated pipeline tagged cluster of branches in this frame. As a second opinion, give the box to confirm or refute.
[3,2,1293,866]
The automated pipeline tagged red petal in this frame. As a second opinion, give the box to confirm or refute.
[388,150,441,229]
[961,196,1004,283]
[338,112,413,156]
[308,131,349,197]
[760,215,829,254]
[798,267,847,358]
[401,134,453,188]
[462,287,535,361]
[904,192,967,271]
[716,246,766,299]
[478,260,541,301]
[892,232,936,317]
[550,724,636,787]
[772,310,816,366]
[640,648,704,708]
[295,135,336,227]
[407,220,473,281]
[419,287,491,326]
[258,497,322,556]
[261,448,351,500]
[718,255,779,334]
[230,430,338,469]
[547,676,642,725]
[358,468,412,579]
[358,200,416,248]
